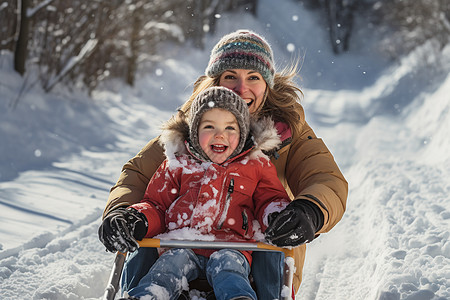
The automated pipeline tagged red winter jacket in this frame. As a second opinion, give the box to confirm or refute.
[131,116,291,264]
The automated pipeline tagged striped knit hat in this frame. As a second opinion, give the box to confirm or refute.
[189,87,250,161]
[205,30,275,88]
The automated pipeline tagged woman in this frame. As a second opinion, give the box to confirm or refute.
[99,30,348,299]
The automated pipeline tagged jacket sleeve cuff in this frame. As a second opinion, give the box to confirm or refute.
[130,203,165,237]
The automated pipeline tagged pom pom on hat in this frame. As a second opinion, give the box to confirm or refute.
[205,30,275,88]
[189,87,250,161]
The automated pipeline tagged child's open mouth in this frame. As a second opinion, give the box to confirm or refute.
[211,145,227,153]
[246,100,254,107]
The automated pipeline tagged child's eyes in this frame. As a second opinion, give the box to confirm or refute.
[201,124,237,130]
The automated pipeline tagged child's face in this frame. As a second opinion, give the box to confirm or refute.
[198,108,240,164]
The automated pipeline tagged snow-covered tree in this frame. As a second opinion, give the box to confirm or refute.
[372,0,449,59]
[1,0,257,92]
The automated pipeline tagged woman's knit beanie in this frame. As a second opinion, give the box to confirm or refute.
[205,30,275,88]
[189,86,250,161]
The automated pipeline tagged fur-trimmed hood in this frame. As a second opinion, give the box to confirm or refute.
[159,111,281,163]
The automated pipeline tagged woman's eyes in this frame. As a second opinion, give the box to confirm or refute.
[223,74,261,81]
[249,75,261,80]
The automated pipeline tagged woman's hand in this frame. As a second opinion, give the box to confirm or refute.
[98,207,148,252]
[265,200,323,247]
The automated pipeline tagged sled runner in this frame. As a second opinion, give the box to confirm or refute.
[103,238,295,300]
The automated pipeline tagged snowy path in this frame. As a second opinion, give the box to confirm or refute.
[298,70,450,299]
[1,217,111,299]
[2,66,449,300]
[0,81,175,299]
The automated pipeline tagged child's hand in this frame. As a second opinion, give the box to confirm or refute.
[98,207,148,252]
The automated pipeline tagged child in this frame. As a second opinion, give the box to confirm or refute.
[112,87,291,300]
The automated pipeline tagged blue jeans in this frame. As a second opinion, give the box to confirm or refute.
[251,251,284,299]
[124,248,256,300]
[121,247,284,299]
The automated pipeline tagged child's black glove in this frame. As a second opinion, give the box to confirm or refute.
[98,207,148,253]
[265,200,324,247]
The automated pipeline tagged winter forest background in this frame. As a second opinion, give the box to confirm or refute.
[2,0,448,94]
[1,0,450,299]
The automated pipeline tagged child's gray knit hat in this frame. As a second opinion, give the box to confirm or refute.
[189,86,250,161]
[205,30,275,88]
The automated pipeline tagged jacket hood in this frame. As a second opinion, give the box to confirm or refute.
[159,111,281,163]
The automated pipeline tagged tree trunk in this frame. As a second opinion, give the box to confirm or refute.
[126,10,141,86]
[14,0,30,75]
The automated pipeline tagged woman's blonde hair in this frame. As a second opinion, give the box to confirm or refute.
[180,61,304,135]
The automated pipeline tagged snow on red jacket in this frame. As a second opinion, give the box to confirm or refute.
[131,115,290,264]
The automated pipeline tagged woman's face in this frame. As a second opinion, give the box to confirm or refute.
[218,69,267,114]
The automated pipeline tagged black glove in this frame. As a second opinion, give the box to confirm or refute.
[265,200,324,247]
[98,207,148,253]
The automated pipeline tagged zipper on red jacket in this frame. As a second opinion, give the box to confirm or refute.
[242,210,248,235]
[217,178,234,230]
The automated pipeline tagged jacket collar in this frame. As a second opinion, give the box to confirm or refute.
[275,121,292,143]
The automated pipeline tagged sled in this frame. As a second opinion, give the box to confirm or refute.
[103,238,295,300]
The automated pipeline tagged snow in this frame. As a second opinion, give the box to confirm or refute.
[1,0,449,299]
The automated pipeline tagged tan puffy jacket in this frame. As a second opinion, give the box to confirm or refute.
[103,112,348,294]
